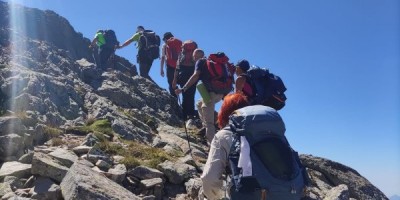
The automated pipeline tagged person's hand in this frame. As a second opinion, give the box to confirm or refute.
[175,88,183,95]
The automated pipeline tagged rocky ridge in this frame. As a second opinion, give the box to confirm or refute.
[0,1,388,200]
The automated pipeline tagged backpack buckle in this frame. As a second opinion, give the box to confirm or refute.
[291,185,297,194]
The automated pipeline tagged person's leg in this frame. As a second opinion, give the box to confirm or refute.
[181,84,196,120]
[202,92,223,143]
[179,66,196,119]
[99,47,112,69]
[98,47,104,69]
[183,84,196,119]
[144,59,153,78]
[139,62,147,77]
[166,66,177,97]
[93,46,100,67]
[196,99,205,126]
[139,60,155,82]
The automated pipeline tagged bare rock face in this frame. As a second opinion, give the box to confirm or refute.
[300,154,388,200]
[60,159,141,200]
[0,161,31,181]
[0,0,182,148]
[31,152,69,183]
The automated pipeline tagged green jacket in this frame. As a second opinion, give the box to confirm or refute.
[95,32,106,47]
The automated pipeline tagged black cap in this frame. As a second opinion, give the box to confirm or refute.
[136,26,144,33]
[163,32,174,40]
[236,59,250,72]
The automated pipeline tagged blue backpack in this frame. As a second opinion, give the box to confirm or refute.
[227,105,310,200]
[247,66,287,110]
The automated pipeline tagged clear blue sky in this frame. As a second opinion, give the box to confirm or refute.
[4,0,400,197]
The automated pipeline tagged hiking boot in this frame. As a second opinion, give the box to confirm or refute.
[196,127,206,137]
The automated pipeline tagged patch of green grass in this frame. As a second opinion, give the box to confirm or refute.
[93,132,108,142]
[65,126,91,135]
[43,126,63,139]
[96,141,125,155]
[120,155,140,169]
[97,139,177,170]
[66,119,114,141]
[67,119,179,170]
[124,141,171,169]
[90,119,113,138]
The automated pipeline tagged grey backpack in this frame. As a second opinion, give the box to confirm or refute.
[227,105,310,200]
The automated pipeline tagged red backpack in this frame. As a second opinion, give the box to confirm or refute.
[165,37,182,68]
[204,52,234,95]
[178,40,198,67]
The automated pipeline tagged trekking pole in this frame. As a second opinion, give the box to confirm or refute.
[177,95,193,158]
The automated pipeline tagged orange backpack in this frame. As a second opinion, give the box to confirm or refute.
[165,37,182,68]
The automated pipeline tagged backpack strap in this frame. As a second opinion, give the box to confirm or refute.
[226,125,243,192]
[207,60,219,78]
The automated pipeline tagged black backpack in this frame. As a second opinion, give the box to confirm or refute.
[102,29,119,49]
[247,66,287,110]
[138,30,160,60]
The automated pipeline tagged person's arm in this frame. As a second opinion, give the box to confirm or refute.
[175,70,200,95]
[175,59,205,94]
[235,75,246,93]
[201,130,232,200]
[117,38,133,49]
[117,32,140,49]
[171,66,179,90]
[160,44,166,77]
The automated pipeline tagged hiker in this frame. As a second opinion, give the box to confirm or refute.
[234,59,253,98]
[89,30,118,69]
[160,32,182,97]
[199,93,309,200]
[175,51,233,143]
[172,40,198,120]
[117,25,160,82]
[199,93,250,199]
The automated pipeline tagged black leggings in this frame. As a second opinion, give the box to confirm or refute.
[178,65,196,120]
[99,46,114,69]
[139,58,154,82]
[166,65,177,97]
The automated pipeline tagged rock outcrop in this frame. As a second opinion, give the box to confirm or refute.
[301,154,388,200]
[0,1,388,200]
